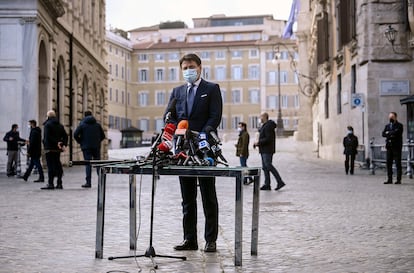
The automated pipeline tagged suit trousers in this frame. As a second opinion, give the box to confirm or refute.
[82,148,100,184]
[6,150,18,175]
[45,151,63,185]
[386,148,402,181]
[179,176,218,243]
[344,154,356,174]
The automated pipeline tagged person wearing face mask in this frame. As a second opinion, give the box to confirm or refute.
[20,120,44,182]
[3,124,25,177]
[164,53,223,253]
[382,112,404,184]
[343,126,359,175]
[235,122,252,184]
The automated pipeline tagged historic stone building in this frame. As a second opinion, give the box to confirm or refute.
[0,0,108,165]
[296,0,414,161]
[107,15,302,145]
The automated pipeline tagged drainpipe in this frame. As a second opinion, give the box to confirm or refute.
[69,33,73,161]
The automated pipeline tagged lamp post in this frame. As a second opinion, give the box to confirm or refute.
[384,25,412,59]
[272,45,284,136]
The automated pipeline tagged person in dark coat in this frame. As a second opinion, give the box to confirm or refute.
[253,112,285,191]
[74,110,105,188]
[41,110,68,190]
[3,124,25,176]
[343,126,359,175]
[382,112,404,184]
[21,120,44,182]
[235,121,252,184]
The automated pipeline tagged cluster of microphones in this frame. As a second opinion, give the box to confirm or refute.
[148,119,228,167]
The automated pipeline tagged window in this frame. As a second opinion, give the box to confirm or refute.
[267,95,277,109]
[317,12,330,65]
[202,67,211,80]
[266,52,274,60]
[155,68,164,81]
[138,54,148,62]
[109,88,112,101]
[231,89,241,104]
[249,116,260,129]
[109,115,114,128]
[200,51,210,59]
[232,50,242,58]
[121,66,124,79]
[219,117,227,130]
[267,71,277,85]
[233,34,242,41]
[121,91,124,104]
[169,67,178,81]
[337,74,342,114]
[156,91,166,106]
[109,64,112,74]
[215,35,224,41]
[155,119,164,132]
[139,119,149,131]
[232,66,243,80]
[139,69,148,82]
[168,52,179,61]
[221,89,226,103]
[154,53,165,61]
[248,65,259,79]
[216,51,225,59]
[115,89,119,103]
[336,0,356,49]
[194,36,201,42]
[279,71,288,84]
[232,116,242,129]
[249,49,259,58]
[139,92,148,106]
[115,116,120,129]
[115,64,118,77]
[127,92,130,105]
[250,33,260,40]
[282,95,288,109]
[109,45,112,53]
[216,67,226,80]
[294,94,300,108]
[249,89,260,104]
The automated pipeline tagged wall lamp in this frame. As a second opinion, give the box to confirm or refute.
[384,25,412,59]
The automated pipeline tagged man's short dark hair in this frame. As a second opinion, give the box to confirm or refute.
[84,111,92,117]
[179,53,202,67]
[11,124,18,130]
[29,120,37,127]
[391,112,397,118]
[238,122,247,128]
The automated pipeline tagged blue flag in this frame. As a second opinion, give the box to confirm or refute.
[282,0,299,39]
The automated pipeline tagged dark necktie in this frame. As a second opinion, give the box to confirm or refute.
[187,84,195,114]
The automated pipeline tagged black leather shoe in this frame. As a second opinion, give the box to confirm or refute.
[204,241,217,252]
[384,181,393,184]
[33,179,44,183]
[19,176,28,182]
[174,240,198,251]
[275,181,286,191]
[41,184,54,190]
[260,185,271,190]
[82,183,91,188]
[55,184,63,189]
[395,180,401,184]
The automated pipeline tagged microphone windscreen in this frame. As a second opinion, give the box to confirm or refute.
[164,123,177,134]
[175,128,187,136]
[177,120,189,129]
[157,141,172,152]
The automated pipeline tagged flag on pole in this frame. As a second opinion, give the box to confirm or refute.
[282,0,299,39]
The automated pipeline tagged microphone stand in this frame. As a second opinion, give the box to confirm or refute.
[108,119,186,269]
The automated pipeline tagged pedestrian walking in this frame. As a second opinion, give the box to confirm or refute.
[165,53,223,253]
[343,126,359,175]
[253,112,285,191]
[41,110,68,190]
[3,124,25,177]
[235,121,252,184]
[74,110,105,188]
[382,112,403,184]
[21,120,44,182]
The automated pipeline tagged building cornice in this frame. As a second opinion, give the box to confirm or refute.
[39,0,65,18]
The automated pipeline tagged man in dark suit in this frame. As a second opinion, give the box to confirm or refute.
[21,120,44,182]
[165,53,223,252]
[382,112,403,184]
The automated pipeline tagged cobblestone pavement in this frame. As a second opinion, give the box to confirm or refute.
[1,138,414,273]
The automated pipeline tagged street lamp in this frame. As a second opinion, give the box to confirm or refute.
[272,45,284,136]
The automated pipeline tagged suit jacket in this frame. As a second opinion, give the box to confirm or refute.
[343,134,358,155]
[166,78,223,132]
[382,120,403,151]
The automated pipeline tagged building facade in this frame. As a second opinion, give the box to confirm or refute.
[0,0,108,165]
[297,0,414,161]
[107,15,302,145]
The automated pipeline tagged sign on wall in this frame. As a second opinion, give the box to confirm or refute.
[380,80,410,96]
[351,93,364,107]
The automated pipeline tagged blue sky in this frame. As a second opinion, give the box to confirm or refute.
[106,0,293,31]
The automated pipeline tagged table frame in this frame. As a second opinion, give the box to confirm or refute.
[94,164,261,266]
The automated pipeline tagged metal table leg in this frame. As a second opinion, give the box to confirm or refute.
[95,167,106,258]
[129,175,136,249]
[251,174,260,255]
[234,173,243,266]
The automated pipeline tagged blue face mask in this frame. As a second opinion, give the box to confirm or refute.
[183,69,198,83]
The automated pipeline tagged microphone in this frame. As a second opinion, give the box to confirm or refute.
[164,98,177,123]
[157,141,172,153]
[205,126,221,145]
[175,120,189,149]
[162,123,176,142]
